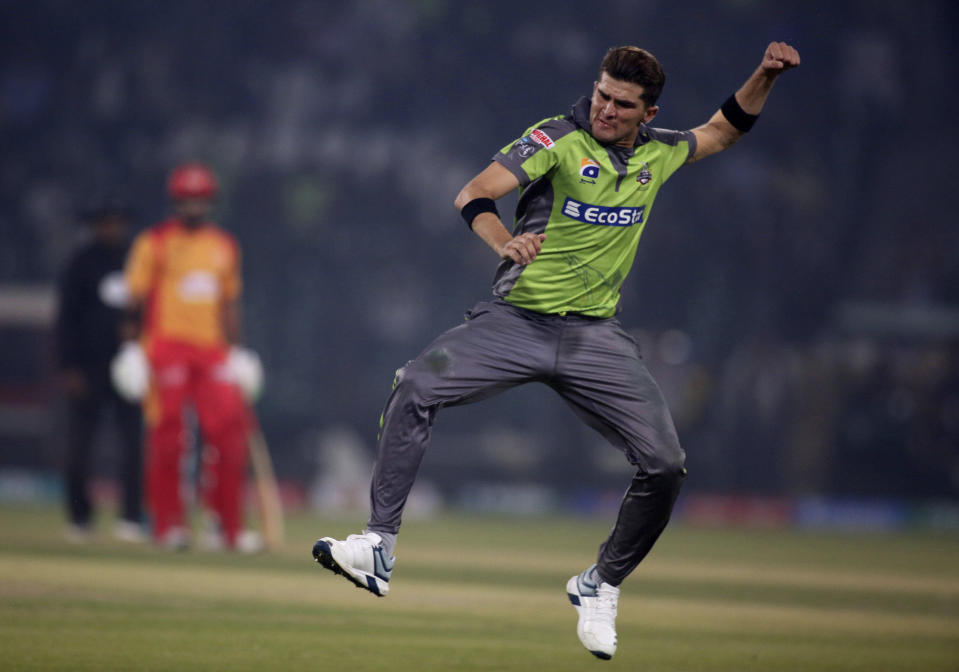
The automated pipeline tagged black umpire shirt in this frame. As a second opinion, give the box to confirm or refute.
[56,239,131,373]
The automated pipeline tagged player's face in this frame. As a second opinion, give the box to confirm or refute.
[175,197,213,226]
[590,73,659,147]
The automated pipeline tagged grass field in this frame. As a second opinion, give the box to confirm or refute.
[1,505,957,671]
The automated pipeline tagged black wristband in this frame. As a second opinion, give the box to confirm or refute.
[460,197,499,230]
[720,94,758,133]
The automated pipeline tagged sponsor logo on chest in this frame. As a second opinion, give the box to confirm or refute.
[178,271,220,302]
[561,197,646,227]
[579,158,601,184]
[573,156,654,189]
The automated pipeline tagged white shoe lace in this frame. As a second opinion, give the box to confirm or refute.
[345,532,381,546]
[342,533,381,569]
[594,584,619,628]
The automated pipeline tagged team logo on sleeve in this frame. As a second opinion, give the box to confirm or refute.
[529,128,554,149]
[512,137,537,158]
[579,158,601,184]
[636,161,653,185]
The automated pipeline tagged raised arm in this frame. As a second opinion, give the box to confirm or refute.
[687,41,800,164]
[454,161,545,266]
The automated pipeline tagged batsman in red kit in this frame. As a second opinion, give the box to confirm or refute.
[117,162,260,551]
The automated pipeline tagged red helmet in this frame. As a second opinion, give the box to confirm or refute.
[167,162,218,200]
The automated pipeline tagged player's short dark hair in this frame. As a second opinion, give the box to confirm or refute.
[599,46,665,106]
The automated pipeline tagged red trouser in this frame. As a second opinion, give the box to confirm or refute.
[144,338,249,546]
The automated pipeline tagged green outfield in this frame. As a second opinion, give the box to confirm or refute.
[0,505,957,671]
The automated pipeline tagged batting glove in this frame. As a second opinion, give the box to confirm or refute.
[111,341,150,402]
[227,346,264,402]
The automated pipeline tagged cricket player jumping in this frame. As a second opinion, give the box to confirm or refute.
[313,41,800,659]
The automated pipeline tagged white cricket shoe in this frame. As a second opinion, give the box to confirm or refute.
[236,529,264,554]
[200,528,263,554]
[114,519,148,544]
[312,532,393,597]
[158,526,191,551]
[567,565,619,660]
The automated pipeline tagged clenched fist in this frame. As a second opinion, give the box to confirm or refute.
[761,41,801,75]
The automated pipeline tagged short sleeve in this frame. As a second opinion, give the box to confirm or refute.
[124,232,155,300]
[492,120,571,187]
[221,236,241,301]
[645,128,697,183]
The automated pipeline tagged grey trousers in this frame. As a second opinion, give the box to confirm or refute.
[367,299,686,585]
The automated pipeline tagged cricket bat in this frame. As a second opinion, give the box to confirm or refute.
[248,421,285,551]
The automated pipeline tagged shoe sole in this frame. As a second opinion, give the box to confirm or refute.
[567,577,614,660]
[312,539,389,597]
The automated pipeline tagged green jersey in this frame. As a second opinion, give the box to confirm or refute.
[491,96,695,318]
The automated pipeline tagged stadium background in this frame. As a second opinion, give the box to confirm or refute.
[0,0,956,523]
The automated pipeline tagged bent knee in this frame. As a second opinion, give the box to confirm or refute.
[393,359,440,402]
[642,437,686,481]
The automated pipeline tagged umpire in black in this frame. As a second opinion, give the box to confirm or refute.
[56,199,144,542]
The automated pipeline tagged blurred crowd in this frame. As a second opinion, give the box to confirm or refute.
[0,0,956,500]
